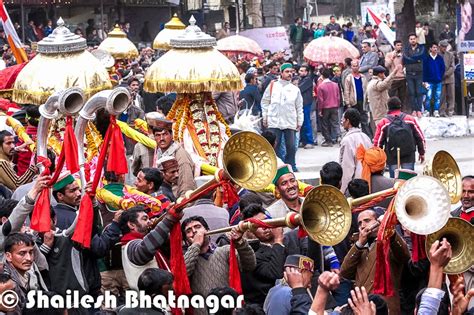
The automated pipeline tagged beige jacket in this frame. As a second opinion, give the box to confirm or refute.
[367,71,397,125]
[343,73,368,108]
[385,51,405,80]
[339,127,372,194]
[441,50,455,84]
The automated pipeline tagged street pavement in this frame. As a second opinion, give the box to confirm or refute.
[295,135,474,183]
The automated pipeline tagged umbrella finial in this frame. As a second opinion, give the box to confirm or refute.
[57,17,65,27]
[189,15,196,26]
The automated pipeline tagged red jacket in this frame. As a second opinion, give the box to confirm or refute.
[373,110,426,164]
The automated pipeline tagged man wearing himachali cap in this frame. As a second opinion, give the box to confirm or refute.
[52,171,82,230]
[151,116,196,199]
[264,254,315,314]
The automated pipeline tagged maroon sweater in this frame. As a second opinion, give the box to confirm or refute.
[317,79,340,110]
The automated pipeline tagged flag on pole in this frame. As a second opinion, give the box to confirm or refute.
[367,7,396,47]
[0,0,28,64]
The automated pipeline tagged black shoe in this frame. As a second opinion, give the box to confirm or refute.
[321,141,333,147]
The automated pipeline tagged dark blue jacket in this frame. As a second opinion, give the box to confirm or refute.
[298,75,314,105]
[239,84,262,115]
[423,54,446,83]
[403,44,425,75]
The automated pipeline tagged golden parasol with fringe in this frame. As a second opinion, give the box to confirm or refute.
[12,18,112,105]
[153,13,186,51]
[98,26,139,60]
[144,16,242,94]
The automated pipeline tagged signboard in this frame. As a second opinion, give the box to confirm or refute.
[360,1,395,25]
[463,53,474,80]
[239,26,290,54]
[457,1,474,52]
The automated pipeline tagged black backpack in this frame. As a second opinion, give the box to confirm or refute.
[385,113,415,159]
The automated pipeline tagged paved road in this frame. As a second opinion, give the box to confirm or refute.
[295,136,474,181]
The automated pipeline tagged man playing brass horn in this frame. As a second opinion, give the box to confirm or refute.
[340,209,410,314]
[267,165,301,233]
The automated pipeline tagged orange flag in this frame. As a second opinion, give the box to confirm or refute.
[0,0,28,64]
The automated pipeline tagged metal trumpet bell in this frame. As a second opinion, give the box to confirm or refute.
[223,131,277,191]
[395,176,451,235]
[423,150,462,204]
[426,218,474,274]
[300,185,352,246]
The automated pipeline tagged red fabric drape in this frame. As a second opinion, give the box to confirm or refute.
[72,116,127,248]
[229,239,242,294]
[373,200,398,296]
[220,181,239,209]
[410,233,427,262]
[106,116,128,175]
[31,117,79,232]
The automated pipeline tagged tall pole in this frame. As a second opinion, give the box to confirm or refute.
[20,0,25,44]
[236,0,240,34]
[100,0,104,34]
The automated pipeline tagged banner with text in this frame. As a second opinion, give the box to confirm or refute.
[240,26,290,55]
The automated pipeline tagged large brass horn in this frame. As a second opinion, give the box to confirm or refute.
[425,218,474,274]
[394,175,451,235]
[175,131,277,210]
[423,150,462,204]
[206,185,352,246]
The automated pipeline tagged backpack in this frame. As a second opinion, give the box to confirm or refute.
[385,113,415,159]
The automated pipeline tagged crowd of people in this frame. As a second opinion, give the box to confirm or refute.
[0,12,470,315]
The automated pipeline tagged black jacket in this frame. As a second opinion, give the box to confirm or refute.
[298,75,314,105]
[53,203,77,230]
[403,44,425,76]
[241,240,286,305]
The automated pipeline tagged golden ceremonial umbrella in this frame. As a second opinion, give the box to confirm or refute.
[12,18,112,105]
[98,26,139,60]
[153,14,186,51]
[144,16,242,93]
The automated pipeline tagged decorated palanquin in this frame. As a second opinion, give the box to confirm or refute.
[144,16,242,173]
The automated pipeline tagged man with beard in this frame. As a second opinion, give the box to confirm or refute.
[340,209,410,314]
[120,206,182,289]
[0,130,37,190]
[240,204,287,306]
[451,175,474,224]
[151,118,196,199]
[52,172,82,230]
[267,165,301,232]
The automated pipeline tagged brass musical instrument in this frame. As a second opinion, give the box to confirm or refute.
[423,150,462,204]
[394,175,451,235]
[176,131,277,210]
[204,168,457,244]
[426,218,474,274]
[74,88,131,195]
[37,87,85,174]
[206,185,352,246]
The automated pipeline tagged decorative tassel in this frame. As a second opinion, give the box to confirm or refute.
[106,116,128,175]
[31,117,78,233]
[30,157,53,232]
[169,223,191,296]
[373,200,397,297]
[410,233,427,263]
[229,240,242,294]
[72,116,114,248]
